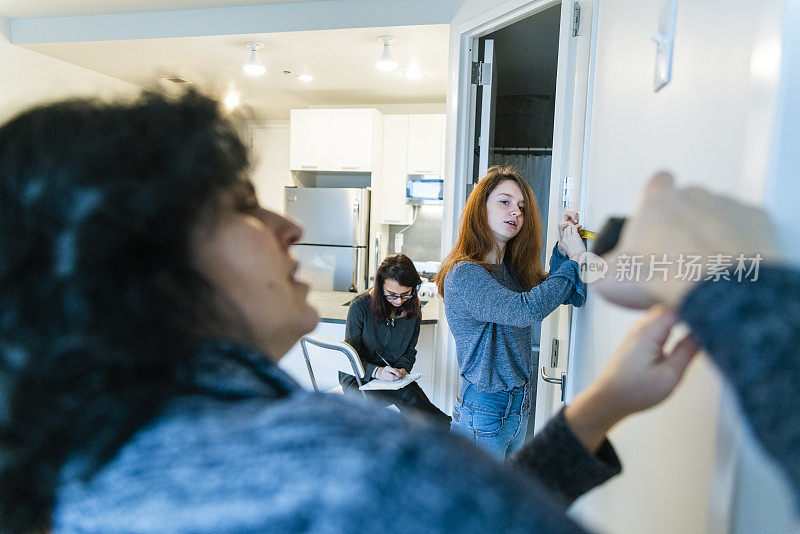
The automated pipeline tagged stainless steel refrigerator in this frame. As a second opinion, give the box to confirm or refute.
[284,187,370,292]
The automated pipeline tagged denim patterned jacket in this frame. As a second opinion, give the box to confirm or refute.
[53,264,800,531]
[53,338,618,533]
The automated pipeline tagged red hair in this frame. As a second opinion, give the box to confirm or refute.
[436,165,548,295]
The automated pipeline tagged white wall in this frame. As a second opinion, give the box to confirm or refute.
[730,1,800,531]
[567,1,787,533]
[767,0,800,266]
[445,1,795,533]
[0,17,137,122]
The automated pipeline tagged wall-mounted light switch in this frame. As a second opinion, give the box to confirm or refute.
[652,0,678,92]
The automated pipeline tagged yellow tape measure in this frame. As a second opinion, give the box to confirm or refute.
[578,229,598,241]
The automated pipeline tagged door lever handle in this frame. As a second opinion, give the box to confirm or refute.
[541,367,567,402]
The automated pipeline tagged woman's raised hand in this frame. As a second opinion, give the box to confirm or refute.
[563,306,700,452]
[557,210,580,240]
[557,210,586,260]
[560,224,587,261]
[594,172,780,309]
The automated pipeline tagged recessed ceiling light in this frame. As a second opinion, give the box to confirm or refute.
[297,74,314,82]
[402,64,425,80]
[224,89,240,110]
[243,42,265,76]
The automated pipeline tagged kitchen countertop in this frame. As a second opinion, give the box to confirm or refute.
[308,291,440,325]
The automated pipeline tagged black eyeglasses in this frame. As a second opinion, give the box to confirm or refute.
[384,292,414,302]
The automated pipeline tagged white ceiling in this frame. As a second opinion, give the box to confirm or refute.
[21,23,449,120]
[0,0,318,19]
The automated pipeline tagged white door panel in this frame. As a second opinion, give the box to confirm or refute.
[534,1,595,432]
[476,39,496,180]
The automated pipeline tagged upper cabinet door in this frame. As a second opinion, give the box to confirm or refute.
[407,114,445,175]
[330,109,377,172]
[290,109,332,171]
[381,114,413,225]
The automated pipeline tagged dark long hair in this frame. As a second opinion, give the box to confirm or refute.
[0,90,252,531]
[370,254,422,322]
[436,165,547,296]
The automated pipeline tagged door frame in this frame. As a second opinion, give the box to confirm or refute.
[435,0,599,420]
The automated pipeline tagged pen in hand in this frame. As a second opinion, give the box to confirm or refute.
[375,352,406,380]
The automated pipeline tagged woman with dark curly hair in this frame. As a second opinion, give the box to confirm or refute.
[0,90,716,533]
[339,253,449,426]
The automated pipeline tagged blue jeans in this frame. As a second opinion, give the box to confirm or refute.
[450,380,531,461]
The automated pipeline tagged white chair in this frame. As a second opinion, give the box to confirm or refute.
[300,334,366,398]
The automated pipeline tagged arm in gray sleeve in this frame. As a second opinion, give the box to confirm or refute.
[549,242,586,307]
[510,408,621,506]
[679,264,800,510]
[344,299,377,379]
[444,261,585,327]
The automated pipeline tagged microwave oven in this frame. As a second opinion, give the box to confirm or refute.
[406,175,443,205]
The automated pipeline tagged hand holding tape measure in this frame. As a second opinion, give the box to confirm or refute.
[590,172,780,309]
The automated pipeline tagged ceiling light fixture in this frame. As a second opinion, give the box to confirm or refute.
[243,42,266,76]
[161,75,192,85]
[375,36,398,72]
[224,89,240,110]
[297,74,314,82]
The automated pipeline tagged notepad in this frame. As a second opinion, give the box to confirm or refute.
[359,372,421,391]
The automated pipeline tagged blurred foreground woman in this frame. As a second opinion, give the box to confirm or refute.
[0,91,741,533]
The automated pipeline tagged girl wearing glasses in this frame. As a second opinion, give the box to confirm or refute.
[436,166,587,459]
[339,254,450,426]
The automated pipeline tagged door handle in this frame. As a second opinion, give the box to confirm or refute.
[541,367,567,402]
[349,200,360,292]
[373,233,381,286]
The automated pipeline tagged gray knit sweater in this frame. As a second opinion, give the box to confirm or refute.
[679,264,800,512]
[344,291,420,378]
[50,266,799,531]
[443,243,586,392]
[52,339,619,533]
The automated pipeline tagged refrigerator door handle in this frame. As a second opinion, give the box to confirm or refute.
[351,198,360,247]
[374,233,381,286]
[348,199,360,292]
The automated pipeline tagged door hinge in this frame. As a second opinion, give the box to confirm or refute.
[471,61,492,86]
[572,2,582,37]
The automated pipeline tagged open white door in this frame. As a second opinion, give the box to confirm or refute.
[444,0,598,423]
[534,0,595,433]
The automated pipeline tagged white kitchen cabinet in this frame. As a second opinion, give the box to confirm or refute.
[289,109,332,171]
[407,114,445,176]
[289,108,381,172]
[380,114,414,225]
[329,109,380,172]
